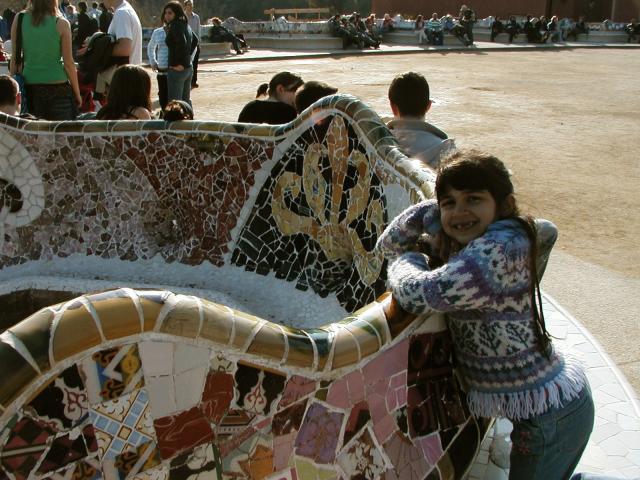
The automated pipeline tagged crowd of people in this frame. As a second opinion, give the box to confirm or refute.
[1,0,204,120]
[0,0,638,122]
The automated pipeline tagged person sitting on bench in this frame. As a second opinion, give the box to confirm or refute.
[208,17,246,54]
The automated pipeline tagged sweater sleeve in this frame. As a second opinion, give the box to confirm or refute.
[147,29,159,65]
[388,234,509,315]
[375,199,440,259]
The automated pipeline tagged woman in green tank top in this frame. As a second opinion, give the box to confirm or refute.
[9,0,82,120]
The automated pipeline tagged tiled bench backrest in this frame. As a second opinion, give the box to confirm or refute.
[0,96,487,480]
[0,95,434,312]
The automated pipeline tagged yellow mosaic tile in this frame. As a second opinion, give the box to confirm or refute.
[52,302,102,363]
[349,305,390,348]
[89,293,142,341]
[137,292,166,332]
[438,453,455,479]
[246,323,286,362]
[199,300,233,345]
[344,320,381,361]
[230,310,262,351]
[329,328,360,371]
[159,296,201,339]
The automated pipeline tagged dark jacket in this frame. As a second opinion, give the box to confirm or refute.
[165,19,197,69]
[77,32,116,84]
[75,12,98,47]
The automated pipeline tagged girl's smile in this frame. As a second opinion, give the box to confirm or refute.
[438,188,498,245]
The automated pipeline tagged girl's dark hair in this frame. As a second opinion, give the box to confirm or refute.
[162,1,187,23]
[96,65,151,120]
[436,150,552,357]
[294,80,338,113]
[256,71,304,98]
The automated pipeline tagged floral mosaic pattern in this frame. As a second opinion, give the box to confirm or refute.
[232,114,389,312]
[0,97,481,478]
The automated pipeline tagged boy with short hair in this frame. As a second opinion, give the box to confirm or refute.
[387,71,454,169]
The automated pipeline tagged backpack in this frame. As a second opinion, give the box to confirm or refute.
[77,31,116,84]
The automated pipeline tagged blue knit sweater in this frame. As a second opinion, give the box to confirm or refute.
[376,199,586,420]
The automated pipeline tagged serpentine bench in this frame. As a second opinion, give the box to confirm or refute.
[0,96,489,479]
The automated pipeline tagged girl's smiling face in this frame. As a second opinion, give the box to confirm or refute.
[438,188,498,246]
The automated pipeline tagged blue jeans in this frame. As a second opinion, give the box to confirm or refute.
[167,66,193,106]
[509,385,594,480]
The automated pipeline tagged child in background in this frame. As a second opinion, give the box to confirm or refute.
[376,150,593,479]
[163,99,193,122]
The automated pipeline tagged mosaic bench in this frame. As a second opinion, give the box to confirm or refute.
[0,95,489,479]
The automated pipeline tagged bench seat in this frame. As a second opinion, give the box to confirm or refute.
[243,33,344,50]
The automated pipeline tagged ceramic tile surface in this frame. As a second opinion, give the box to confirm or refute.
[89,388,155,461]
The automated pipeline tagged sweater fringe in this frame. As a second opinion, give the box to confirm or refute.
[467,355,587,421]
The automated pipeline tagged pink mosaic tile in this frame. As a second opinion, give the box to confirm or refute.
[278,375,316,409]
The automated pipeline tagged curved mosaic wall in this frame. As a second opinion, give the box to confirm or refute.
[0,96,487,479]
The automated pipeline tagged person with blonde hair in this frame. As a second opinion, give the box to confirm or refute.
[9,0,81,119]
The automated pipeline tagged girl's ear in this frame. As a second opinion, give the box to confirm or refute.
[499,194,516,218]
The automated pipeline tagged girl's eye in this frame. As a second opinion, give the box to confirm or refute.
[439,200,454,208]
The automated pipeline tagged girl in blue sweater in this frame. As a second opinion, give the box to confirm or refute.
[377,150,593,479]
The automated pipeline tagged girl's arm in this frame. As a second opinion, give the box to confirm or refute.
[388,234,509,315]
[58,17,82,107]
[9,13,19,75]
[375,199,440,259]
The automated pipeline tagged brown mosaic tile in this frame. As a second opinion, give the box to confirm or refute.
[329,328,360,370]
[0,342,40,408]
[8,308,55,374]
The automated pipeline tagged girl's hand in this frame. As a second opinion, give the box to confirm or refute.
[75,93,83,108]
[171,65,185,72]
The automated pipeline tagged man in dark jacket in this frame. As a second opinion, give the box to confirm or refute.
[75,1,99,52]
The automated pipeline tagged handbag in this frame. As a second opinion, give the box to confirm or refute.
[12,12,29,114]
